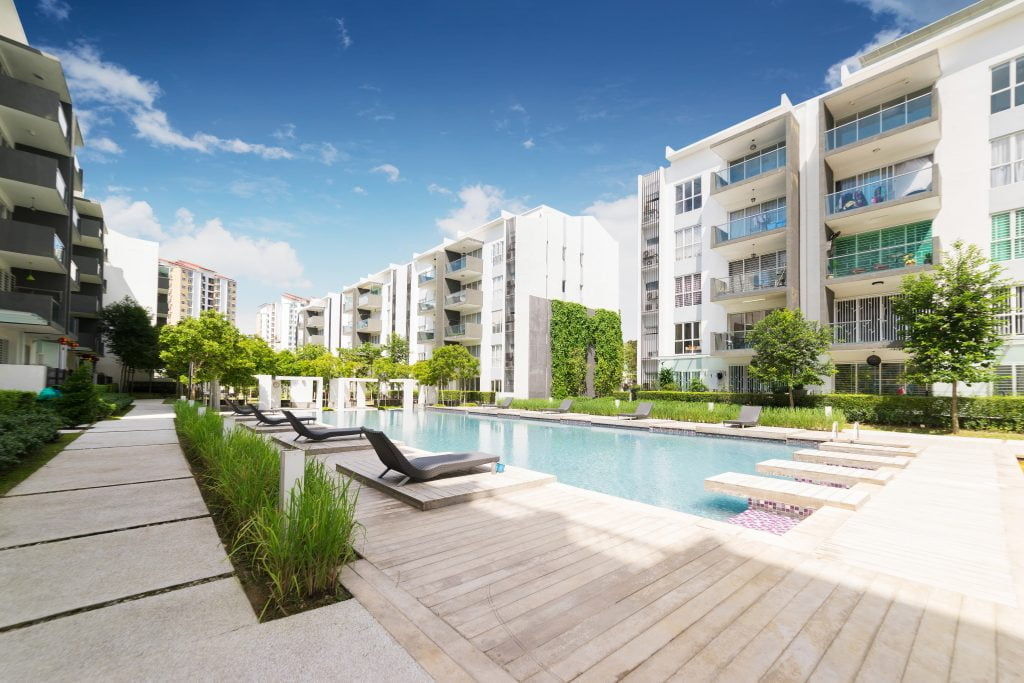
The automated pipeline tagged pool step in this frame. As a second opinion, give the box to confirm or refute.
[794,449,910,470]
[756,459,894,487]
[704,472,870,511]
[819,441,921,458]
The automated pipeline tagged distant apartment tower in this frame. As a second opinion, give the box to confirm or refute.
[296,293,341,352]
[334,205,620,397]
[636,0,1024,397]
[255,293,309,351]
[0,0,110,391]
[159,259,237,326]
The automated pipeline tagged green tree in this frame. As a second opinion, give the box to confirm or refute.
[748,309,834,408]
[624,339,638,387]
[100,296,161,391]
[422,344,479,390]
[159,311,243,401]
[383,334,409,364]
[891,241,1008,433]
[337,342,382,377]
[56,361,100,426]
[221,335,277,390]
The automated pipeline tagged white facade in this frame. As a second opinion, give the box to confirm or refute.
[255,294,309,352]
[329,205,619,397]
[637,0,1024,397]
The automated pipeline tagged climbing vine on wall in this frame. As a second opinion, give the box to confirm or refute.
[550,300,623,399]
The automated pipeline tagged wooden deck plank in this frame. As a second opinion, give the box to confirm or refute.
[854,580,931,681]
[950,596,998,683]
[902,588,961,682]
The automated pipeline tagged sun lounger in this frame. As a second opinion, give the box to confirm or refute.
[542,399,573,414]
[226,399,255,416]
[618,401,653,420]
[495,396,513,409]
[723,405,762,428]
[282,410,363,442]
[363,428,500,486]
[252,407,315,426]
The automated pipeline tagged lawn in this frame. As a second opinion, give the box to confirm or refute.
[0,432,82,496]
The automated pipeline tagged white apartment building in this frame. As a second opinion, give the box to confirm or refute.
[328,205,619,397]
[255,293,308,352]
[296,292,342,351]
[160,259,237,326]
[637,0,1024,397]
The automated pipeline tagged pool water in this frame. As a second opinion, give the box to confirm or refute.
[323,409,799,520]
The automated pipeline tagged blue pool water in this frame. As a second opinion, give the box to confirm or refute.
[322,409,798,520]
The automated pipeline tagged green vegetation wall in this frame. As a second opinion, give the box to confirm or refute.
[550,301,623,399]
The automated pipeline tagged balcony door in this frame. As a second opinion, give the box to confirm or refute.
[834,295,899,343]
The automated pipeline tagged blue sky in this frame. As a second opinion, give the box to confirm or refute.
[23,0,972,333]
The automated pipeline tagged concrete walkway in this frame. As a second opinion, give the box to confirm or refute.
[0,400,428,681]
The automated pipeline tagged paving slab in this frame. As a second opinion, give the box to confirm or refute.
[0,517,230,629]
[0,478,208,548]
[6,444,189,495]
[65,429,180,450]
[87,418,176,432]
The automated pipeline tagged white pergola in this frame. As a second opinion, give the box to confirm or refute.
[329,377,418,411]
[256,375,323,410]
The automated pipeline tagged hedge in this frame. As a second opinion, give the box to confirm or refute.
[0,409,63,469]
[0,390,37,413]
[637,390,812,408]
[438,390,496,405]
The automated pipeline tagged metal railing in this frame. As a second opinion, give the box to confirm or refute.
[418,269,436,284]
[445,290,481,306]
[417,329,435,342]
[826,91,933,151]
[713,267,786,296]
[714,206,786,244]
[828,239,933,278]
[713,331,754,351]
[714,145,786,188]
[52,233,65,263]
[826,165,934,215]
[356,318,374,330]
[996,310,1024,337]
[827,320,905,344]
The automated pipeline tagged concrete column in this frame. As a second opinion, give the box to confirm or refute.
[399,379,417,411]
[328,378,344,410]
[256,375,274,409]
[355,381,366,409]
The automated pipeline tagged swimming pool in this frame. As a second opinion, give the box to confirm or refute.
[322,409,799,520]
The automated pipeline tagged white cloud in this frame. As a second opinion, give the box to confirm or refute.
[583,194,638,339]
[100,195,166,240]
[300,141,342,165]
[371,163,401,183]
[336,18,353,49]
[427,183,452,196]
[510,103,527,114]
[272,123,296,140]
[47,44,292,159]
[824,28,903,89]
[228,176,290,200]
[171,207,196,233]
[89,136,123,155]
[435,184,527,237]
[522,138,535,149]
[38,0,70,21]
[352,186,367,195]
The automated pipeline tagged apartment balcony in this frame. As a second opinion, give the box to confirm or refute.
[827,320,904,348]
[445,255,483,282]
[643,292,659,313]
[0,146,68,215]
[825,164,940,234]
[0,72,69,155]
[70,292,100,317]
[342,324,353,335]
[73,156,83,193]
[824,90,939,178]
[417,298,436,313]
[357,293,382,311]
[641,254,659,271]
[710,144,787,210]
[712,331,755,354]
[444,322,483,343]
[69,258,79,292]
[356,318,381,334]
[74,216,104,249]
[418,268,437,285]
[75,331,100,352]
[444,288,483,312]
[157,275,169,292]
[711,206,787,258]
[827,235,939,297]
[417,329,437,344]
[72,255,102,284]
[0,290,63,332]
[305,313,325,327]
[307,334,325,346]
[0,219,66,274]
[710,268,787,306]
[156,299,169,315]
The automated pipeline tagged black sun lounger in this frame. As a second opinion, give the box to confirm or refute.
[723,405,762,428]
[282,410,364,442]
[252,407,315,426]
[542,398,573,414]
[227,399,255,416]
[618,401,653,420]
[363,428,500,486]
[486,396,513,409]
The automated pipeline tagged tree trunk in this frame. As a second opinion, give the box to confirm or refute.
[950,382,959,434]
[187,362,195,400]
[788,385,795,409]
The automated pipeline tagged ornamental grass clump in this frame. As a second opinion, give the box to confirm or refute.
[173,401,360,616]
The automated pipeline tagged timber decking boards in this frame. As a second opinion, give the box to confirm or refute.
[756,459,895,487]
[704,472,871,511]
[335,451,555,510]
[268,434,369,455]
[795,448,911,469]
[819,441,922,458]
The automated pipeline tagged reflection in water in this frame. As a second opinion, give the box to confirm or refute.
[323,410,797,520]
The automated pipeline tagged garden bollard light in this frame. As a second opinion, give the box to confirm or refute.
[222,416,235,436]
[824,405,833,417]
[197,406,206,416]
[831,421,839,439]
[708,402,715,412]
[279,449,305,517]
[854,422,861,439]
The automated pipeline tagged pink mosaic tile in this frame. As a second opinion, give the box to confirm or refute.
[726,508,802,535]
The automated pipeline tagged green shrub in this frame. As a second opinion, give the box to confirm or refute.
[637,390,817,407]
[0,409,63,469]
[0,390,37,413]
[55,362,100,426]
[174,401,360,615]
[438,390,495,405]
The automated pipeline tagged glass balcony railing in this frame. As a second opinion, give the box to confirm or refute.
[418,269,436,285]
[828,320,905,344]
[417,329,435,342]
[417,299,436,312]
[714,206,786,244]
[826,91,932,151]
[827,165,934,215]
[55,169,67,200]
[828,238,933,278]
[714,145,786,188]
[356,319,373,330]
[445,290,480,306]
[445,323,468,337]
[713,331,755,351]
[713,267,786,296]
[52,233,65,263]
[446,256,481,274]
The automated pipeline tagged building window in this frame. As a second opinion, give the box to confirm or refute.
[729,365,772,393]
[0,338,8,364]
[834,362,929,395]
[991,56,1024,114]
[996,285,1024,336]
[674,274,701,307]
[675,225,701,260]
[491,275,504,310]
[674,176,702,214]
[673,370,703,388]
[991,132,1024,187]
[991,209,1024,262]
[994,365,1024,395]
[492,319,503,334]
[491,240,505,265]
[674,322,701,354]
